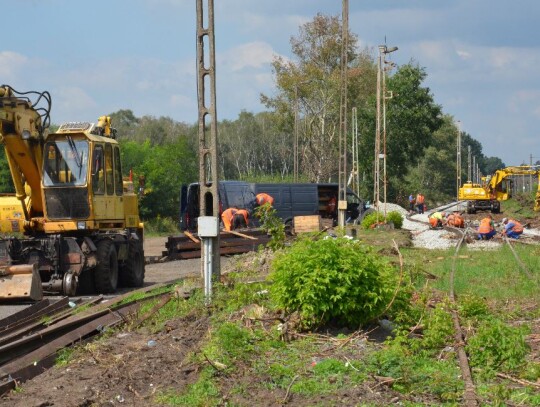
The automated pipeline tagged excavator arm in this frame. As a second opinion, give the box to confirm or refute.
[0,85,51,219]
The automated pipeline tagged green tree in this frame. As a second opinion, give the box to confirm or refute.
[357,63,444,202]
[261,13,359,182]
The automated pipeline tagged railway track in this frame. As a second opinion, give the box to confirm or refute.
[407,208,539,405]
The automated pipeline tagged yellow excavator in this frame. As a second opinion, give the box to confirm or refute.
[458,166,540,214]
[0,85,144,300]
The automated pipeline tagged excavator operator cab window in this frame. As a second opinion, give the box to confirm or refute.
[43,140,88,187]
[92,145,105,195]
[105,144,114,195]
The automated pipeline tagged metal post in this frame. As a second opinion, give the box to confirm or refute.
[530,154,533,192]
[373,47,382,217]
[196,0,220,303]
[337,0,349,228]
[467,146,472,182]
[293,85,298,182]
[456,121,461,201]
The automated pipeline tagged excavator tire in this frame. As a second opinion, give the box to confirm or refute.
[94,239,119,294]
[120,240,145,287]
[76,270,95,295]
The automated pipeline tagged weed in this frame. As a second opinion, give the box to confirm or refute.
[467,318,530,376]
[144,215,179,236]
[55,347,74,367]
[155,368,220,406]
[361,210,403,229]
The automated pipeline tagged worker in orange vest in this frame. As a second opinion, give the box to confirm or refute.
[256,192,274,207]
[221,207,238,231]
[428,212,445,229]
[446,212,464,228]
[233,208,249,230]
[501,218,523,239]
[477,214,496,240]
[415,193,425,214]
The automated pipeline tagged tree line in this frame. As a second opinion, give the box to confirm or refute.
[0,13,507,221]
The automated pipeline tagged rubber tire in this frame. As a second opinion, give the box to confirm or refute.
[120,240,145,287]
[94,239,118,294]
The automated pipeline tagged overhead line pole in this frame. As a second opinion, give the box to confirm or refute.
[338,0,349,228]
[196,0,220,303]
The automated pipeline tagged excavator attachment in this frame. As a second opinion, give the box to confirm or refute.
[0,264,43,301]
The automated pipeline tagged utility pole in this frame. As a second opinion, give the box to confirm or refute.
[467,146,472,182]
[373,43,397,220]
[350,107,360,195]
[196,0,220,303]
[293,85,299,182]
[456,120,461,201]
[530,154,533,192]
[337,0,349,228]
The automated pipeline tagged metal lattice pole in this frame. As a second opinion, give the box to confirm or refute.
[338,0,349,228]
[196,0,220,302]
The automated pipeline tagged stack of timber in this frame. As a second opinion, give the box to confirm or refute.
[164,229,271,260]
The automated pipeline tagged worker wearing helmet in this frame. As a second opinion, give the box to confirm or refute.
[501,218,523,239]
[477,214,496,240]
[428,211,445,229]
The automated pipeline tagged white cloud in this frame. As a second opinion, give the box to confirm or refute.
[53,86,97,120]
[219,41,276,72]
[0,51,28,80]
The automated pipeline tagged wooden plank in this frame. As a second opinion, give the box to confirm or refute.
[183,231,200,243]
[222,230,258,240]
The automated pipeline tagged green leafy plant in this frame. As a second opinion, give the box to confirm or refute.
[270,237,396,327]
[467,318,530,375]
[254,203,285,250]
[360,211,403,229]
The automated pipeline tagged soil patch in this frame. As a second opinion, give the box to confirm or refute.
[2,314,209,407]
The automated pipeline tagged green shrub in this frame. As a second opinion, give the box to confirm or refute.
[144,216,179,235]
[361,211,403,229]
[254,203,285,250]
[467,318,530,375]
[270,237,395,327]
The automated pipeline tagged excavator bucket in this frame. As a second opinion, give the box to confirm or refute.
[0,264,43,301]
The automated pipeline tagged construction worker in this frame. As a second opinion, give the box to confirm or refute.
[446,212,464,228]
[256,192,274,207]
[326,194,337,218]
[408,193,416,214]
[233,208,249,230]
[501,217,523,239]
[428,211,445,229]
[477,214,496,240]
[416,193,425,214]
[221,207,238,231]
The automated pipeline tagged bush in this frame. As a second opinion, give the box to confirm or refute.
[254,203,285,250]
[361,210,403,229]
[270,237,395,327]
[467,318,530,375]
[144,216,179,235]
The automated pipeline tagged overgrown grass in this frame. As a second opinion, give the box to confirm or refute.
[501,193,537,219]
[143,215,179,236]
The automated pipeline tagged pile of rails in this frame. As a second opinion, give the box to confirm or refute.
[160,229,271,261]
[0,285,178,395]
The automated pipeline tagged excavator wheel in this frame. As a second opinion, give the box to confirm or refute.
[94,239,119,294]
[120,240,145,287]
[76,270,95,295]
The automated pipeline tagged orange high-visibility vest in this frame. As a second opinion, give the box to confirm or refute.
[221,207,238,231]
[256,193,274,206]
[416,194,425,204]
[509,219,523,233]
[478,217,493,233]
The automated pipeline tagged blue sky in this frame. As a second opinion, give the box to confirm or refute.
[2,0,539,165]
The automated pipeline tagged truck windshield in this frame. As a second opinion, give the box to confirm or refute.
[43,140,89,187]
